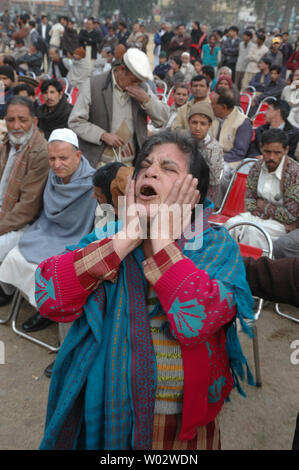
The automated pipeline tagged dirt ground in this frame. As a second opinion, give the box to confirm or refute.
[0,297,298,451]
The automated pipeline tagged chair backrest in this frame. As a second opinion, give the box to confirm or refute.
[238,243,263,259]
[217,158,257,217]
[167,87,174,106]
[240,93,252,115]
[241,85,256,99]
[221,172,248,217]
[252,111,266,128]
[70,87,79,104]
[155,80,167,102]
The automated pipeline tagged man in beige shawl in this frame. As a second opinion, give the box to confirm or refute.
[67,47,92,89]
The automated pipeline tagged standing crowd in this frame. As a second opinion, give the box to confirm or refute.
[0,9,299,451]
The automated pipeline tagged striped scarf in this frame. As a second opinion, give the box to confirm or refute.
[40,200,254,450]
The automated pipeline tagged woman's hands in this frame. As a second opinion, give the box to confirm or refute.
[112,174,200,259]
[150,174,200,254]
[112,176,144,260]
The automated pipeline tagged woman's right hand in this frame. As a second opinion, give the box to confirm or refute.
[112,176,144,260]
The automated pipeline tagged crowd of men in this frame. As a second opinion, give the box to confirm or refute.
[0,9,299,451]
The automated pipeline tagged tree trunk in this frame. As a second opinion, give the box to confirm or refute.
[281,0,295,32]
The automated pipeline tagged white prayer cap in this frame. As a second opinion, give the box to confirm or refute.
[48,128,79,148]
[123,48,153,81]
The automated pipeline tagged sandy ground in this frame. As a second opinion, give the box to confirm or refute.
[0,297,298,450]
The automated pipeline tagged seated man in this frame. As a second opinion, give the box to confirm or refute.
[66,47,92,89]
[47,46,72,79]
[202,65,217,91]
[214,74,240,106]
[153,51,171,80]
[164,56,185,91]
[216,65,240,103]
[273,229,299,259]
[36,78,73,140]
[249,65,286,116]
[16,42,43,76]
[149,82,189,133]
[13,82,40,114]
[248,99,299,160]
[226,129,299,250]
[281,68,299,128]
[180,52,195,84]
[96,46,114,74]
[11,39,28,62]
[165,81,189,129]
[36,129,254,450]
[172,74,210,130]
[248,57,271,94]
[0,65,15,119]
[210,88,252,184]
[187,101,224,205]
[0,128,97,331]
[0,96,49,305]
[68,48,170,168]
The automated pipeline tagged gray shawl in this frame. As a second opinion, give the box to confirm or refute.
[67,58,92,88]
[19,156,97,264]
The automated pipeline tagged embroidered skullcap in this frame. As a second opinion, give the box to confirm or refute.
[48,128,79,148]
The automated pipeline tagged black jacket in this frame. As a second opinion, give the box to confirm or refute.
[37,23,51,44]
[36,95,73,140]
[79,29,103,59]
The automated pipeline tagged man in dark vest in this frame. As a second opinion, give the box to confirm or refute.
[68,48,170,168]
[47,46,72,79]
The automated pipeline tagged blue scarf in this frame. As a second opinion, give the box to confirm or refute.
[39,200,254,450]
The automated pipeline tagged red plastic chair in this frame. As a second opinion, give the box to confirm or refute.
[166,87,174,107]
[240,93,252,116]
[209,159,257,226]
[252,110,267,128]
[70,87,79,104]
[154,80,167,102]
[251,96,277,129]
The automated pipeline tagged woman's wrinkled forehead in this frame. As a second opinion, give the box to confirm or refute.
[134,143,190,177]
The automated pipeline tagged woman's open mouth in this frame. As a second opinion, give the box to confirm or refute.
[138,184,158,201]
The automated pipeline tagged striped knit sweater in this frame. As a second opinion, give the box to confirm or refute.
[148,286,184,414]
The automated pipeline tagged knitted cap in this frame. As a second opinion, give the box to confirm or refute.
[217,74,233,88]
[0,65,14,82]
[187,101,215,122]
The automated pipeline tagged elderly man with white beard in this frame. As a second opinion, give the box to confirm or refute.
[0,96,49,306]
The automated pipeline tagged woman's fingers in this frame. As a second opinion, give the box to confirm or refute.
[165,174,199,207]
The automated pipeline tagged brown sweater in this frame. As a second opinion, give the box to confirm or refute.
[0,128,49,235]
[243,256,299,307]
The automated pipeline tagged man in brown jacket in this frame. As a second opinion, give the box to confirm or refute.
[0,96,49,304]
